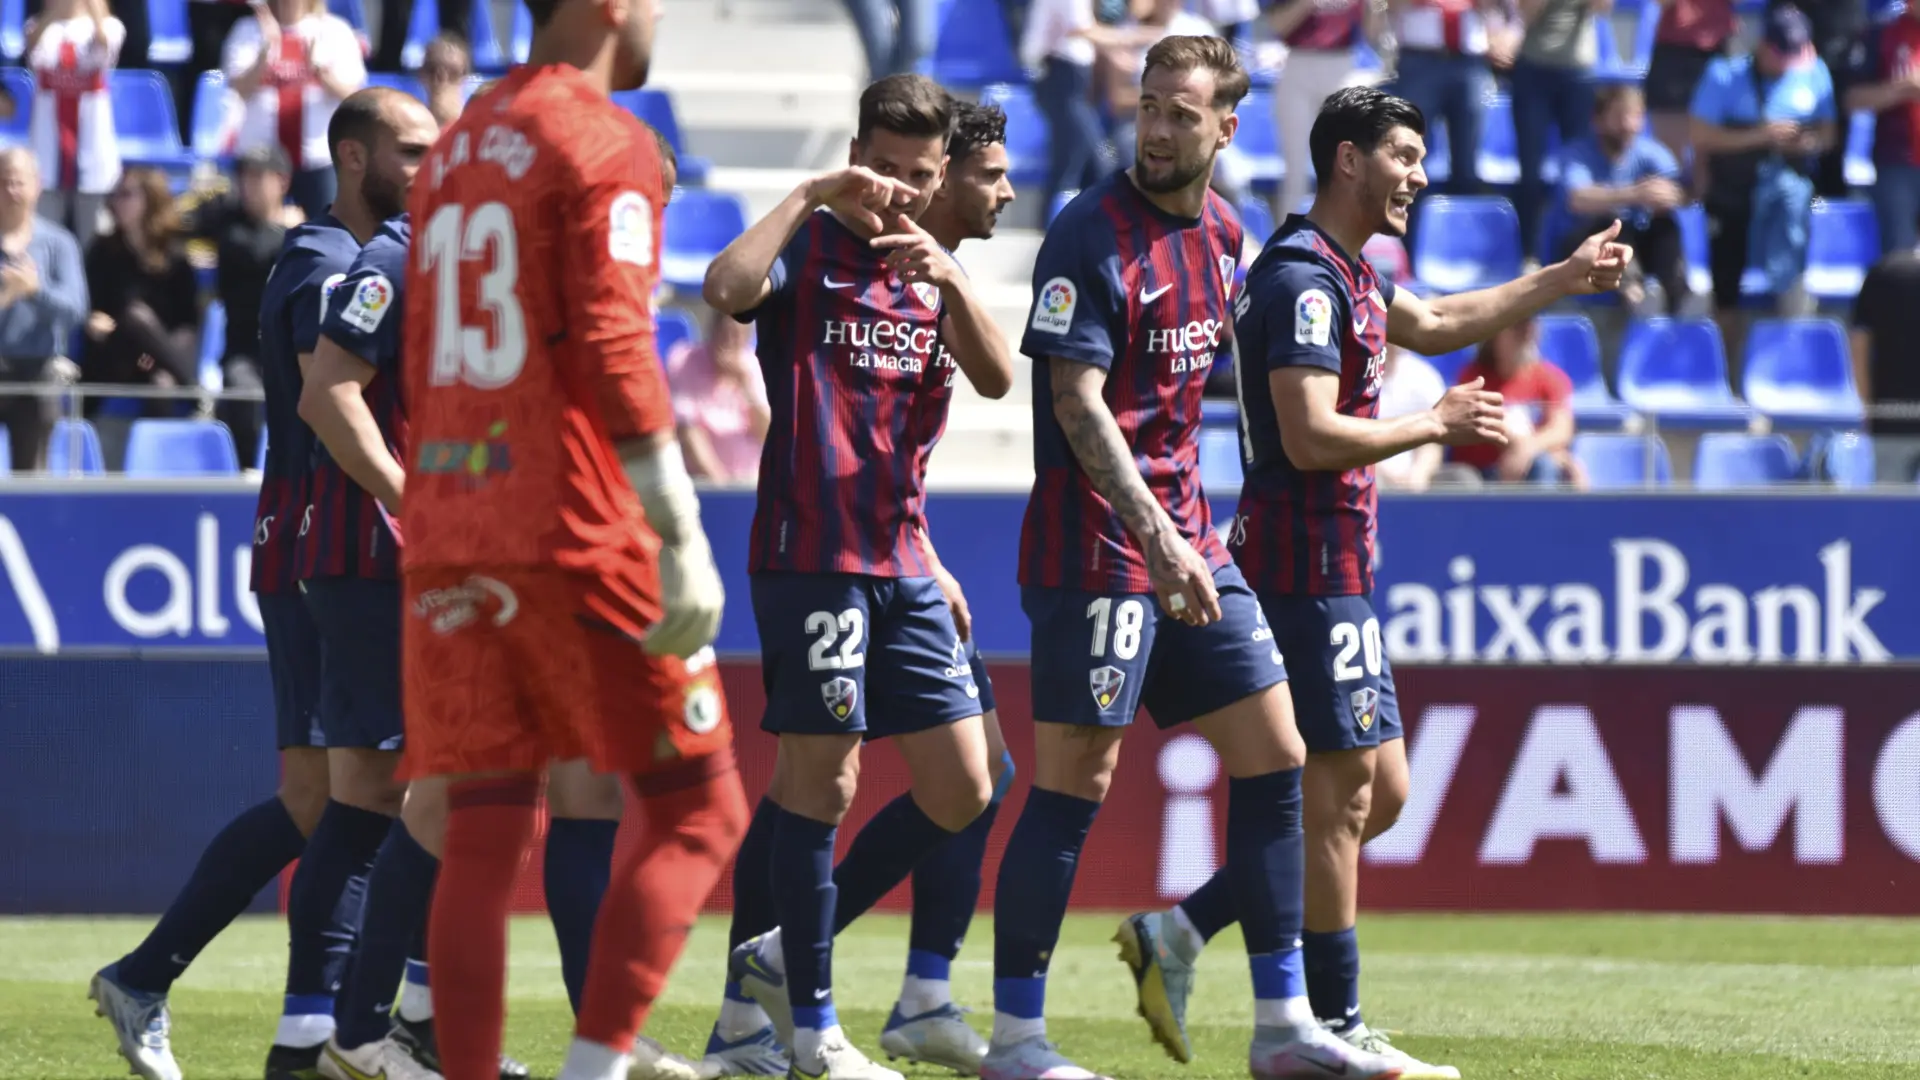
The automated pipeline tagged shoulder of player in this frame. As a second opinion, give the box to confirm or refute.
[1245,242,1345,306]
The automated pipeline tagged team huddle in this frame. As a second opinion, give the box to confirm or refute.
[81,4,1634,1080]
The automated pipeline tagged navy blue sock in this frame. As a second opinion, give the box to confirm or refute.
[729,797,779,949]
[1176,866,1238,943]
[830,793,955,933]
[544,817,618,1016]
[907,769,1007,961]
[1303,928,1362,1032]
[118,797,306,993]
[771,805,839,1032]
[1228,770,1308,1021]
[282,799,390,1019]
[334,821,439,1050]
[991,787,1099,1027]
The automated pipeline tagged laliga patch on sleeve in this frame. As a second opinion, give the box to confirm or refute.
[339,274,394,334]
[608,190,655,268]
[318,273,347,320]
[1295,288,1332,347]
[1030,276,1078,334]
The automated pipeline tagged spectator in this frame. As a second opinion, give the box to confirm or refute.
[1690,3,1836,317]
[667,309,768,484]
[842,0,936,80]
[1510,0,1599,261]
[189,144,297,470]
[25,0,122,251]
[1798,0,1869,196]
[1020,0,1140,215]
[1850,247,1920,479]
[1453,316,1586,485]
[1643,0,1736,176]
[0,148,86,472]
[1847,0,1920,254]
[1377,346,1448,489]
[1389,0,1504,196]
[420,31,470,128]
[1558,83,1693,312]
[83,167,202,422]
[1268,0,1378,216]
[223,0,367,218]
[29,0,147,66]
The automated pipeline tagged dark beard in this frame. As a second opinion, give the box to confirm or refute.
[1133,150,1211,194]
[363,172,405,221]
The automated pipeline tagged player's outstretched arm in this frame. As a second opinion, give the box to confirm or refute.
[620,430,725,659]
[1386,221,1634,355]
[1272,367,1506,472]
[1050,357,1222,626]
[298,336,406,512]
[703,167,917,315]
[870,214,1014,399]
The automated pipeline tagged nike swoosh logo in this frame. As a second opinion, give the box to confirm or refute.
[743,953,784,987]
[324,1046,385,1080]
[1353,312,1368,334]
[824,276,856,289]
[1140,283,1174,303]
[168,954,188,966]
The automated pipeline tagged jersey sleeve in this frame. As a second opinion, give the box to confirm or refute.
[1020,222,1126,370]
[733,221,811,325]
[320,235,406,372]
[560,126,673,440]
[1243,258,1348,375]
[1689,59,1734,123]
[1558,142,1598,191]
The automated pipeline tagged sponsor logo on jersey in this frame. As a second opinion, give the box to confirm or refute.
[608,190,654,268]
[412,574,519,633]
[821,675,858,721]
[1090,664,1127,711]
[416,420,513,485]
[1295,288,1332,347]
[1350,685,1379,732]
[1031,276,1077,334]
[339,274,393,334]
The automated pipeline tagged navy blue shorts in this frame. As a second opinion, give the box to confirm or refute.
[752,572,983,740]
[260,591,324,750]
[966,636,997,715]
[1378,655,1403,742]
[301,576,404,751]
[1025,563,1288,729]
[1262,592,1389,753]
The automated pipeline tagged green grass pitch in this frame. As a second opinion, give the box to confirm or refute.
[8,912,1919,1079]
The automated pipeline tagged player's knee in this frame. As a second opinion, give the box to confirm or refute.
[401,779,449,857]
[277,748,330,835]
[778,754,860,824]
[329,748,406,816]
[915,770,992,833]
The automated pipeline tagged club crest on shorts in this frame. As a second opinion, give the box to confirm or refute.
[1350,686,1379,732]
[684,681,722,735]
[1090,665,1126,712]
[821,676,858,721]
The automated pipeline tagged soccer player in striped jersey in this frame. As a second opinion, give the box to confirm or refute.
[86,86,429,1080]
[988,36,1402,1080]
[703,74,1014,1080]
[1120,86,1632,1080]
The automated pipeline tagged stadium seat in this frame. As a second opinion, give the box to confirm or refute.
[256,426,268,471]
[1198,426,1243,489]
[1573,432,1671,488]
[1047,188,1075,226]
[0,67,30,145]
[47,418,104,475]
[1805,429,1875,486]
[110,70,196,173]
[511,0,530,63]
[609,89,710,184]
[1477,95,1519,185]
[124,419,240,477]
[1237,197,1276,247]
[1740,317,1864,425]
[1846,111,1877,188]
[1536,313,1632,427]
[366,71,426,101]
[403,0,503,71]
[1674,203,1713,297]
[189,70,234,161]
[1236,89,1283,189]
[1614,317,1751,426]
[932,0,1022,90]
[1693,432,1798,488]
[1422,119,1452,186]
[660,188,747,290]
[1804,199,1878,300]
[980,83,1046,187]
[1595,0,1658,79]
[1,0,21,60]
[656,306,698,360]
[329,0,369,41]
[199,302,225,393]
[148,0,189,64]
[0,424,10,473]
[1412,196,1521,292]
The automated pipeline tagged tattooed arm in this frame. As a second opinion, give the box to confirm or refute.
[1049,356,1222,625]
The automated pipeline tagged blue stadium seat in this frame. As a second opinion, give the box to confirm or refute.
[124,419,240,477]
[1693,433,1797,489]
[981,83,1046,186]
[1237,88,1283,190]
[1614,317,1751,426]
[511,0,530,63]
[1412,196,1521,292]
[656,306,698,360]
[1594,0,1658,79]
[111,70,196,173]
[1805,429,1875,486]
[0,67,30,145]
[1237,197,1276,248]
[0,424,10,473]
[329,0,369,40]
[1477,95,1519,186]
[403,0,501,71]
[1421,118,1452,186]
[610,88,709,184]
[366,71,426,101]
[190,70,232,161]
[1740,317,1864,425]
[47,419,104,475]
[1536,313,1632,428]
[1,0,21,60]
[1846,111,1877,188]
[1573,432,1671,488]
[1198,426,1243,489]
[199,301,225,392]
[1804,199,1878,300]
[660,188,747,290]
[148,0,189,64]
[466,0,505,72]
[1047,188,1075,226]
[932,0,1022,90]
[1674,203,1713,296]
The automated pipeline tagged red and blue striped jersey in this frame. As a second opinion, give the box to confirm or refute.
[251,212,359,595]
[1017,173,1242,594]
[1230,215,1395,595]
[742,210,958,578]
[296,214,410,582]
